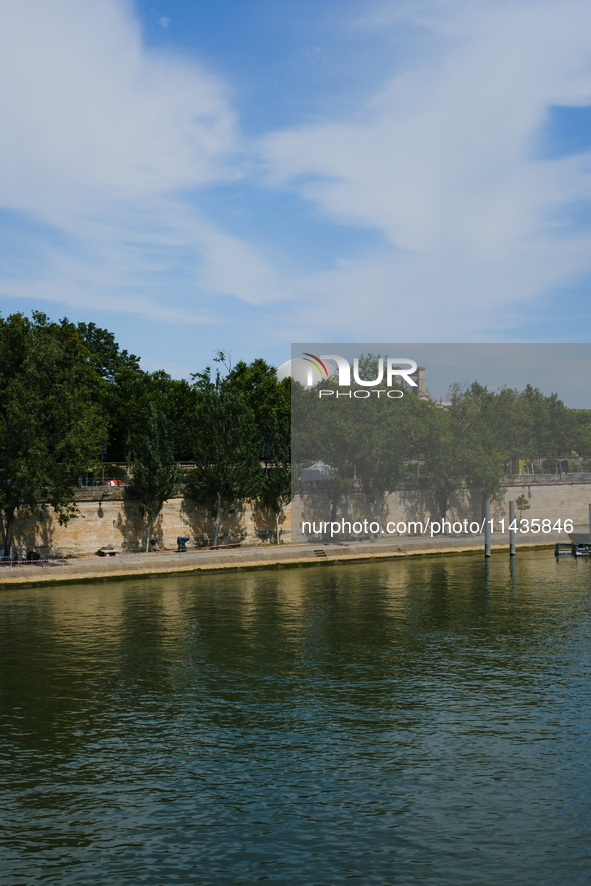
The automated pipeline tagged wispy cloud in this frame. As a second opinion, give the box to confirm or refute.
[0,0,285,321]
[2,0,591,351]
[0,2,236,202]
[262,0,591,339]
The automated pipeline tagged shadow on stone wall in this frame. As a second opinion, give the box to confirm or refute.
[251,500,287,543]
[180,497,248,547]
[113,495,170,552]
[297,480,496,542]
[297,486,384,541]
[3,506,56,556]
[397,483,493,525]
[114,495,142,550]
[395,486,436,526]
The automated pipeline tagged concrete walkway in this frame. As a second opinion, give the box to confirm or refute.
[0,531,566,588]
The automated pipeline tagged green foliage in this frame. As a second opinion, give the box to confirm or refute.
[421,399,467,520]
[291,381,355,522]
[75,321,141,381]
[131,404,178,551]
[0,312,106,555]
[423,383,516,517]
[292,358,416,524]
[3,310,591,554]
[515,494,531,518]
[257,413,291,542]
[185,388,262,546]
[292,364,591,523]
[224,358,290,435]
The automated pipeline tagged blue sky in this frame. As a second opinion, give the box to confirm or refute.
[2,0,591,378]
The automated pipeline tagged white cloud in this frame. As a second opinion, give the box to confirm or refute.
[261,0,591,338]
[0,1,237,203]
[0,0,285,319]
[3,0,591,345]
[160,16,170,29]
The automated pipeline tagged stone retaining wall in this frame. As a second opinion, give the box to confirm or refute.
[3,474,591,556]
[3,490,292,557]
[292,474,591,541]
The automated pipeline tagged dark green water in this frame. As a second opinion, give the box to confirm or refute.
[1,551,591,885]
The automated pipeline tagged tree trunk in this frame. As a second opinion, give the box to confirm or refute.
[437,490,449,522]
[330,495,338,522]
[3,515,13,560]
[275,511,280,544]
[146,521,151,553]
[213,493,222,547]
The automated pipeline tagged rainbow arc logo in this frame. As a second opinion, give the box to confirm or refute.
[302,353,329,378]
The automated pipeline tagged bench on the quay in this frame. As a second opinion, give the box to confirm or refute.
[96,546,119,557]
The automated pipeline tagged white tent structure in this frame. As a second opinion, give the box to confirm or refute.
[300,461,337,482]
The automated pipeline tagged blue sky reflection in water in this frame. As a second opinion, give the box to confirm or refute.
[1,550,591,884]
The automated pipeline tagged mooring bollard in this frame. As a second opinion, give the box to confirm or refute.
[485,501,491,557]
[509,500,516,556]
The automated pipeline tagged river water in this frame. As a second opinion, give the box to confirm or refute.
[1,551,591,885]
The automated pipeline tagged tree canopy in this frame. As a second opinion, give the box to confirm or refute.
[0,313,106,556]
[292,360,591,521]
[184,387,263,546]
[1,313,590,551]
[131,404,178,551]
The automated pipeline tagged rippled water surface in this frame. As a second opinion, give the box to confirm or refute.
[1,551,591,884]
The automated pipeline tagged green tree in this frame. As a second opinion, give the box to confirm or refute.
[422,388,474,520]
[70,320,147,465]
[75,322,200,465]
[573,410,591,458]
[75,321,141,381]
[515,493,531,520]
[185,388,262,546]
[131,404,178,551]
[292,356,415,531]
[137,371,198,463]
[0,313,106,557]
[291,380,355,524]
[258,414,291,543]
[458,383,515,513]
[518,384,575,459]
[224,358,290,436]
